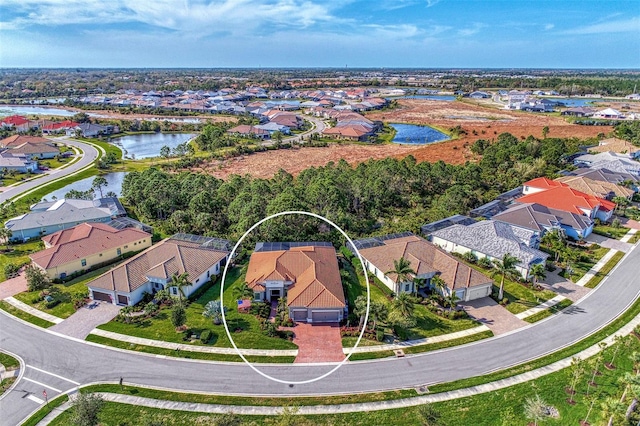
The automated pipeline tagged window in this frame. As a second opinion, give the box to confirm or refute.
[99,253,102,257]
[207,271,210,278]
[195,278,200,283]
[405,283,411,292]
[171,287,177,295]
[117,248,121,256]
[124,245,128,249]
[134,242,137,246]
[81,259,87,267]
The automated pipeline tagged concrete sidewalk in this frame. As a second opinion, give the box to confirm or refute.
[4,297,63,324]
[515,295,567,320]
[575,249,619,287]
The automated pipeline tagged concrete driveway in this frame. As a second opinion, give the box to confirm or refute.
[585,234,632,252]
[459,297,528,335]
[538,270,591,302]
[287,323,344,364]
[49,301,121,339]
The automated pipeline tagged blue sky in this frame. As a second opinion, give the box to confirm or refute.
[0,0,639,68]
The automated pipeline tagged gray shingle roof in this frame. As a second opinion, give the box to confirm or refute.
[5,199,115,233]
[431,220,548,267]
[494,203,592,233]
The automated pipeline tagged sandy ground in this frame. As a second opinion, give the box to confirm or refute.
[194,144,421,179]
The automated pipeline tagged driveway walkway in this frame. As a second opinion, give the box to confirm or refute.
[49,301,121,339]
[585,234,633,252]
[0,270,27,300]
[287,323,344,363]
[459,297,528,335]
[538,270,591,302]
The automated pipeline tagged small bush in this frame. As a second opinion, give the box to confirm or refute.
[376,328,385,342]
[200,329,212,344]
[45,299,60,309]
[3,263,21,277]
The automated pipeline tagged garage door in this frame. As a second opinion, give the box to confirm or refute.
[311,311,340,323]
[293,310,307,321]
[467,286,489,301]
[92,291,111,302]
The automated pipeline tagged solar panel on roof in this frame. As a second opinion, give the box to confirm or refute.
[171,233,233,251]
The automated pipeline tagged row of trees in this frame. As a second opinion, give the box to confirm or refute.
[121,132,581,241]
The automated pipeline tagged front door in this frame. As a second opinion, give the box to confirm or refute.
[270,289,281,302]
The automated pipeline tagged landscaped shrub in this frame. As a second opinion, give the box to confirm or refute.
[3,263,21,277]
[250,302,271,319]
[45,298,60,309]
[200,329,212,344]
[278,330,295,341]
[72,291,89,309]
[376,328,385,342]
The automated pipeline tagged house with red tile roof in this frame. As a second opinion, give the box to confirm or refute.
[522,177,566,195]
[0,135,52,149]
[42,120,79,135]
[245,242,345,323]
[518,181,615,222]
[227,125,270,139]
[350,233,493,301]
[30,223,151,280]
[0,115,35,132]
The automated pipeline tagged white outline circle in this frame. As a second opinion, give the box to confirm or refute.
[219,210,371,385]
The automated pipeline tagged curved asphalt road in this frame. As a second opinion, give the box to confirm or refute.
[0,138,99,204]
[1,244,638,425]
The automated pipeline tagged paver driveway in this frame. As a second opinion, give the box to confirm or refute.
[288,323,345,363]
[0,270,27,300]
[585,234,633,252]
[49,301,121,339]
[538,270,591,302]
[460,297,528,335]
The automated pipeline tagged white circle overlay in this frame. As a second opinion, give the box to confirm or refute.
[219,210,371,385]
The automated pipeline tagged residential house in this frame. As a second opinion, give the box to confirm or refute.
[469,91,491,99]
[567,167,639,187]
[87,234,231,306]
[421,215,477,234]
[42,120,79,135]
[69,123,118,138]
[516,183,616,223]
[351,233,493,301]
[8,141,60,160]
[574,151,635,166]
[428,220,549,279]
[522,177,566,195]
[593,108,624,119]
[30,223,152,280]
[561,107,596,117]
[0,115,36,132]
[0,135,52,149]
[254,122,291,135]
[588,138,640,159]
[555,175,635,200]
[5,197,127,242]
[227,125,270,139]
[0,152,38,173]
[245,242,345,323]
[493,203,594,240]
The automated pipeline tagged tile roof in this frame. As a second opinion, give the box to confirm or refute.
[0,135,51,148]
[523,177,566,190]
[87,237,229,293]
[431,220,548,267]
[571,167,639,184]
[589,138,639,155]
[555,175,634,199]
[31,223,151,269]
[517,186,615,215]
[357,234,492,291]
[494,203,592,233]
[9,141,60,156]
[245,245,345,309]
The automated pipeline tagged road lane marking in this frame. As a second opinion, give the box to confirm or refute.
[26,365,80,385]
[23,377,62,393]
[26,394,44,404]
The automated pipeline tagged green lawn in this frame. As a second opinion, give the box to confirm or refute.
[0,240,43,282]
[584,251,626,289]
[497,280,557,315]
[39,156,71,170]
[0,300,55,328]
[593,224,630,240]
[523,299,573,323]
[13,263,122,318]
[97,266,297,350]
[46,334,640,426]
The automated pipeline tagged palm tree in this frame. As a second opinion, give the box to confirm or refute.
[446,290,460,313]
[392,292,415,319]
[369,301,389,330]
[170,272,191,304]
[412,277,427,297]
[386,257,416,294]
[233,282,254,301]
[430,275,447,297]
[0,227,12,250]
[91,176,108,198]
[613,195,630,215]
[492,253,519,300]
[530,263,546,286]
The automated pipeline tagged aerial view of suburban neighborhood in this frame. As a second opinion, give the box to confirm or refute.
[1,1,640,425]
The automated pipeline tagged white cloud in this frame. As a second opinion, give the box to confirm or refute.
[0,0,340,34]
[544,23,554,31]
[562,16,640,35]
[426,0,442,7]
[362,24,423,39]
[457,23,485,36]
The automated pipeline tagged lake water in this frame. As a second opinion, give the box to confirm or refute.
[390,123,450,145]
[540,97,610,107]
[114,133,198,159]
[0,105,105,118]
[43,172,128,201]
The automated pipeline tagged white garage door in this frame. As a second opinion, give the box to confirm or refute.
[311,311,340,323]
[467,286,489,301]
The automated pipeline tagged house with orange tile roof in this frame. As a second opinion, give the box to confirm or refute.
[245,242,345,323]
[30,223,151,280]
[350,233,493,301]
[518,179,616,223]
[555,175,635,200]
[87,234,231,306]
[0,115,36,132]
[521,177,566,195]
[588,138,640,158]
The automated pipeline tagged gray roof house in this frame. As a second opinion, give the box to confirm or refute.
[570,167,639,185]
[587,159,640,177]
[5,197,126,242]
[493,202,594,240]
[429,220,549,279]
[574,151,634,166]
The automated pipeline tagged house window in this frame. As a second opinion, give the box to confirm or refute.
[405,283,411,292]
[196,278,200,283]
[134,242,137,246]
[207,271,210,278]
[117,248,121,256]
[171,287,177,295]
[99,253,102,257]
[124,245,128,249]
[81,259,87,267]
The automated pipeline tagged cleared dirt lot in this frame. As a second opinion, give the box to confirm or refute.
[195,143,421,179]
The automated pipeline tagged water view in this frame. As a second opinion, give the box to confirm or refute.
[390,123,450,144]
[43,172,128,201]
[113,133,198,159]
[541,97,609,107]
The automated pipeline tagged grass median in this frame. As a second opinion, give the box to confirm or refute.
[523,299,573,324]
[584,250,625,289]
[0,300,55,328]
